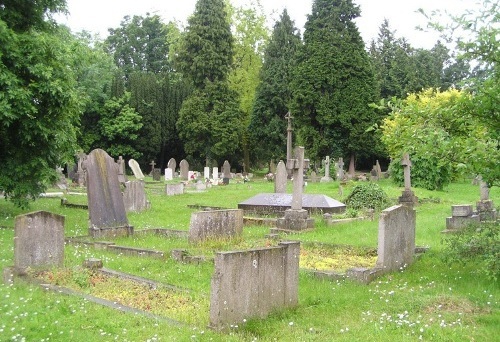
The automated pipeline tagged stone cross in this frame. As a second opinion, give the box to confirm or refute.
[117,156,127,184]
[285,112,293,162]
[401,153,412,190]
[150,160,156,174]
[337,157,344,181]
[324,156,330,177]
[287,146,308,210]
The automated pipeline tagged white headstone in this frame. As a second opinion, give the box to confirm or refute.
[204,167,210,180]
[128,159,145,180]
[212,167,219,180]
[164,168,173,181]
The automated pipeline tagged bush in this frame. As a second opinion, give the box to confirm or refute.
[441,221,499,281]
[344,182,390,211]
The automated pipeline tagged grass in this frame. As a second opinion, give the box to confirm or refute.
[0,177,498,341]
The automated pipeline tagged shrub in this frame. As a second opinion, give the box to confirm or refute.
[441,221,499,281]
[344,182,390,211]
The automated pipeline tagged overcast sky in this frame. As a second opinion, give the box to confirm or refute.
[56,0,476,49]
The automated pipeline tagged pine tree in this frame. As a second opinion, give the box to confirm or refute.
[248,9,302,165]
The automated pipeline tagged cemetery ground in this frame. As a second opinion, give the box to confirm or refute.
[0,177,498,341]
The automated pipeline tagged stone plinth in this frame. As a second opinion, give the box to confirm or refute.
[476,200,497,221]
[276,209,315,231]
[398,189,418,205]
[451,204,473,217]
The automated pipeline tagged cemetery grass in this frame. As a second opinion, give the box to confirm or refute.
[0,178,498,341]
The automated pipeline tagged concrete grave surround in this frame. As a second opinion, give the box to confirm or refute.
[179,159,189,180]
[164,168,173,181]
[165,183,184,196]
[209,241,300,330]
[128,159,145,180]
[14,211,65,272]
[274,160,287,193]
[84,149,131,237]
[123,180,150,212]
[188,209,243,243]
[376,205,416,272]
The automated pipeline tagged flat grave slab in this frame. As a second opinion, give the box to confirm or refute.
[238,193,346,214]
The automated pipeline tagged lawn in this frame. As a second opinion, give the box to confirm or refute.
[0,177,498,341]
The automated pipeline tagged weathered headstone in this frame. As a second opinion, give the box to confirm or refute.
[180,159,189,180]
[14,211,65,273]
[222,160,231,185]
[123,180,150,212]
[164,168,173,181]
[276,146,314,231]
[152,168,161,181]
[269,160,276,174]
[370,166,379,181]
[84,149,132,238]
[209,241,300,331]
[376,160,382,178]
[212,167,219,181]
[167,158,176,174]
[274,160,287,193]
[444,204,480,232]
[128,159,145,180]
[204,166,210,180]
[376,205,416,272]
[149,160,156,175]
[165,183,184,196]
[479,179,490,201]
[54,166,68,189]
[398,153,418,205]
[117,156,128,184]
[336,157,345,181]
[320,156,333,183]
[76,152,87,186]
[189,209,243,243]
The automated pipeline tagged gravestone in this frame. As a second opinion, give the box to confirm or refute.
[180,159,189,180]
[376,160,382,178]
[336,157,345,181]
[274,160,287,193]
[209,241,300,331]
[167,158,176,174]
[309,171,320,183]
[117,156,128,184]
[444,204,480,232]
[269,160,276,174]
[212,167,219,181]
[14,211,65,273]
[222,160,231,185]
[76,152,87,186]
[376,205,416,272]
[476,178,496,221]
[165,183,184,196]
[204,166,210,180]
[128,159,145,180]
[370,166,379,181]
[149,160,156,175]
[189,209,243,243]
[276,146,314,231]
[398,153,418,205]
[54,166,67,189]
[123,180,150,212]
[164,168,173,181]
[320,156,333,182]
[152,168,161,181]
[84,149,132,238]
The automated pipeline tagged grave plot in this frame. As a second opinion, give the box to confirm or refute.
[299,243,377,272]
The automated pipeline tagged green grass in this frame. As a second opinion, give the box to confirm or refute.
[0,177,498,341]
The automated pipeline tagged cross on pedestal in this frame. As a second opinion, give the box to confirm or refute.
[286,146,309,210]
[337,157,345,181]
[401,153,412,190]
[150,160,156,173]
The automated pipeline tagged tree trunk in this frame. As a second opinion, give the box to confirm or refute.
[349,154,356,177]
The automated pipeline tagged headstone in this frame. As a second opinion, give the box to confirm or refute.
[276,146,314,231]
[320,156,333,182]
[189,209,243,243]
[152,168,161,181]
[222,160,230,185]
[14,211,65,273]
[55,166,67,189]
[376,205,416,272]
[209,241,300,331]
[204,166,210,180]
[167,158,176,174]
[370,166,379,181]
[76,152,87,186]
[179,159,189,180]
[212,167,219,181]
[269,160,276,174]
[149,160,156,175]
[128,159,145,180]
[117,156,128,184]
[164,168,173,181]
[444,204,480,231]
[84,149,132,238]
[165,183,184,196]
[376,160,382,178]
[336,157,345,181]
[479,179,489,201]
[398,153,418,205]
[123,180,150,212]
[274,160,287,193]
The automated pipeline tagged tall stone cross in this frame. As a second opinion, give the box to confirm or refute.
[150,160,156,173]
[401,153,412,190]
[324,156,330,177]
[287,146,309,210]
[337,157,344,180]
[285,112,293,162]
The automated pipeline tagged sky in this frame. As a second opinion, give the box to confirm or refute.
[55,0,477,49]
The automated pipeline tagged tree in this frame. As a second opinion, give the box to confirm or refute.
[248,9,302,166]
[291,0,379,169]
[176,0,241,166]
[228,0,269,172]
[0,2,84,207]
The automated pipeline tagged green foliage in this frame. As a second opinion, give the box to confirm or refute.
[441,221,500,281]
[345,182,390,211]
[0,17,83,207]
[291,0,381,163]
[381,88,498,190]
[248,9,302,165]
[0,0,66,32]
